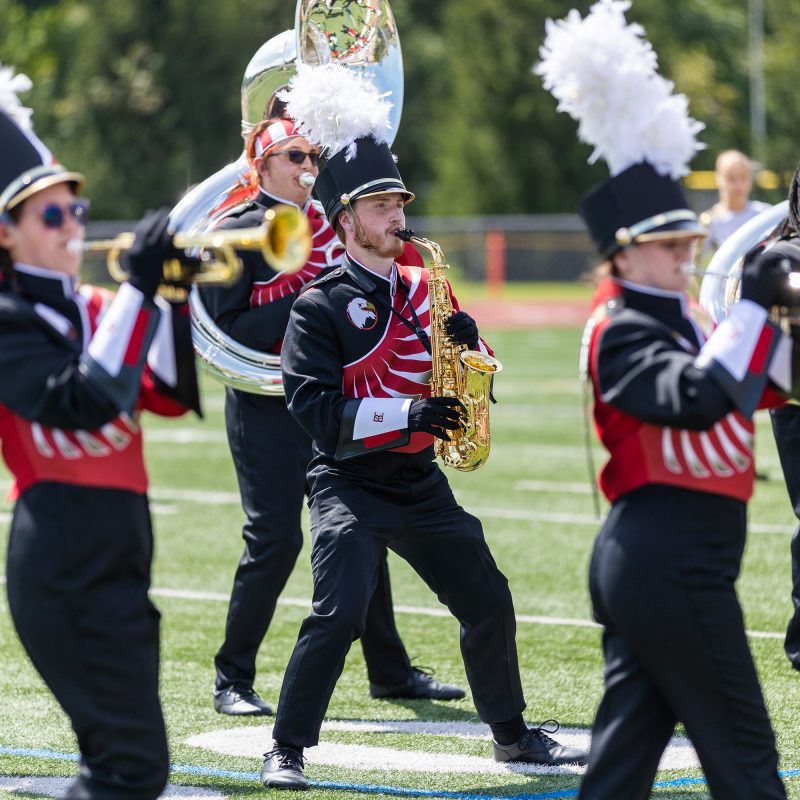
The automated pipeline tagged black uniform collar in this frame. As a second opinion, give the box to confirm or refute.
[343,253,396,296]
[255,188,309,213]
[617,279,703,348]
[13,262,78,303]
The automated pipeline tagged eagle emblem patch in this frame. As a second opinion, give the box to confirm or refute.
[346,298,378,330]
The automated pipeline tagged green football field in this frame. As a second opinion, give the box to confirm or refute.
[1,319,800,799]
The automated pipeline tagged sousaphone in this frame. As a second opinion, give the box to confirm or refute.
[698,200,788,324]
[172,0,405,395]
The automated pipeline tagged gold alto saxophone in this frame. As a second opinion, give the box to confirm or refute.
[396,228,502,471]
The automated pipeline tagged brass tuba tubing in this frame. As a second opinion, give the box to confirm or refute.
[84,204,312,289]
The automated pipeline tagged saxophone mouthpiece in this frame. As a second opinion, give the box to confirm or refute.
[394,227,414,242]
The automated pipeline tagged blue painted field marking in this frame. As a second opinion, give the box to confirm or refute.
[0,747,78,762]
[2,745,799,799]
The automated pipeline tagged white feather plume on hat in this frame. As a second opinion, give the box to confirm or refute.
[534,0,704,179]
[0,63,34,132]
[277,63,393,162]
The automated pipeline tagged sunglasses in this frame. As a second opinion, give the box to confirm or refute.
[34,200,91,229]
[267,149,321,167]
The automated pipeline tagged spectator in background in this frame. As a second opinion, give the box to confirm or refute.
[700,150,771,253]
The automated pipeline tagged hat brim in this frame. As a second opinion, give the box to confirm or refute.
[634,219,708,244]
[345,178,415,207]
[2,166,85,213]
[354,187,415,206]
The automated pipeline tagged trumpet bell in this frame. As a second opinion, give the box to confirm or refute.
[84,204,311,298]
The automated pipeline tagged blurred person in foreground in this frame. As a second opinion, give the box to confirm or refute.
[0,67,199,799]
[200,114,464,717]
[538,3,791,797]
[766,165,800,671]
[259,63,588,791]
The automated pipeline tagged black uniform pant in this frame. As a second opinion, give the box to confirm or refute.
[6,483,168,800]
[215,389,412,691]
[272,466,524,747]
[769,404,800,667]
[580,485,785,800]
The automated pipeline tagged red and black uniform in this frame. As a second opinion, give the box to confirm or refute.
[272,255,523,748]
[201,190,424,694]
[2,264,198,800]
[578,278,787,800]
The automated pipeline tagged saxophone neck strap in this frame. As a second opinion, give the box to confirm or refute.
[393,276,431,354]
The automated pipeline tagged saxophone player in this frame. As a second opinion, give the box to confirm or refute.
[260,65,587,790]
[201,114,464,716]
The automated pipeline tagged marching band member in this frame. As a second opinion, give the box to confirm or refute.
[0,70,199,799]
[538,3,790,797]
[201,116,464,716]
[259,64,587,790]
[766,165,800,670]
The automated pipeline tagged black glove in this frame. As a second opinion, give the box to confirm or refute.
[446,311,479,349]
[408,397,463,440]
[124,208,173,300]
[740,241,800,309]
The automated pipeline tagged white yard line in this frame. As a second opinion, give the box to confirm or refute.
[144,429,228,444]
[147,586,784,640]
[0,578,783,640]
[514,480,594,494]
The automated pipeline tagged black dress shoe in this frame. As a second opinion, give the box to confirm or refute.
[493,722,588,766]
[261,744,308,790]
[369,667,466,700]
[213,685,273,716]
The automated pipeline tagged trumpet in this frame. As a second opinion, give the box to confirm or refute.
[82,204,312,297]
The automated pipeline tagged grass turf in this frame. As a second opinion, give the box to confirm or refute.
[0,319,798,799]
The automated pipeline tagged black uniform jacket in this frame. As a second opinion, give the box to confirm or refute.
[0,264,197,497]
[589,278,787,502]
[200,189,343,355]
[282,254,492,482]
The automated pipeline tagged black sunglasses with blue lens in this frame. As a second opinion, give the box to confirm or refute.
[37,199,91,229]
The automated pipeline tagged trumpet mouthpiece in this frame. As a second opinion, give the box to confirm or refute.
[66,239,84,256]
[299,172,316,188]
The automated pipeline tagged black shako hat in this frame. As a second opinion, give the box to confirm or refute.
[314,136,414,226]
[579,161,705,259]
[0,109,84,214]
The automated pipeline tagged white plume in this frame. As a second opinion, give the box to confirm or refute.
[278,63,392,161]
[535,0,704,179]
[0,63,34,132]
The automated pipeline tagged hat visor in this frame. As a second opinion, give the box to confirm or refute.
[348,178,415,207]
[634,218,707,244]
[356,188,415,206]
[4,169,85,212]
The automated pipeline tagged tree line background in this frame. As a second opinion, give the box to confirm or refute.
[1,0,796,220]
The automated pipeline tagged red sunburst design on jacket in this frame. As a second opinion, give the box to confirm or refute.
[342,265,434,399]
[251,203,345,306]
